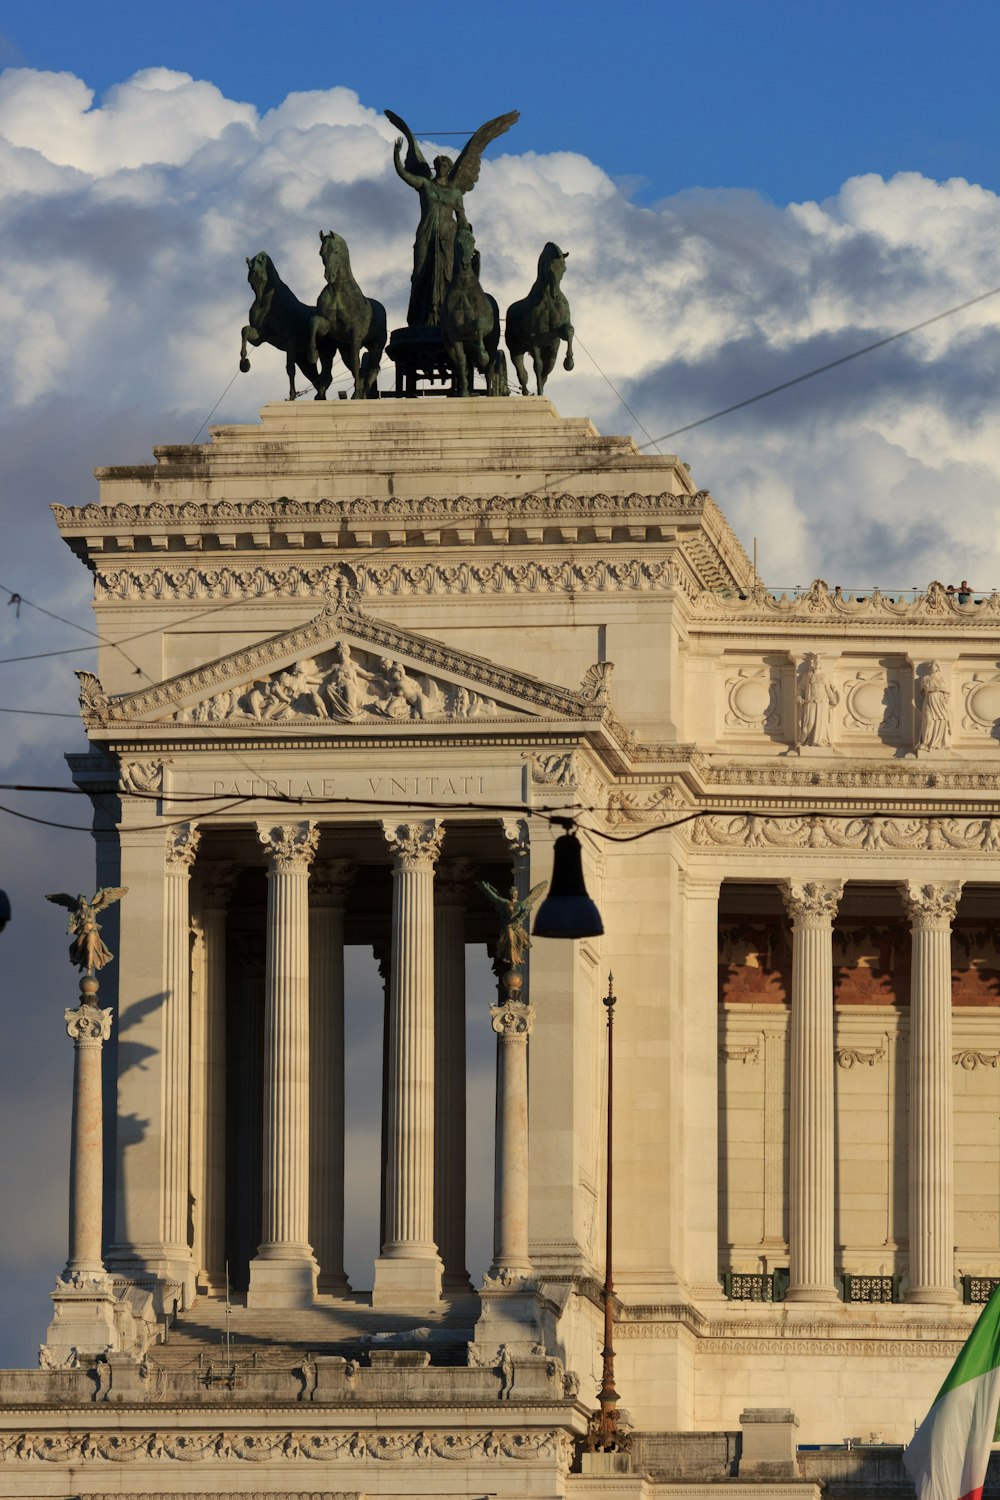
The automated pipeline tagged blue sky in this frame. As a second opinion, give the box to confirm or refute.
[2,0,1000,1368]
[4,0,1000,204]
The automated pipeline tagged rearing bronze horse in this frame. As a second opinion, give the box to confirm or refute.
[239,251,331,400]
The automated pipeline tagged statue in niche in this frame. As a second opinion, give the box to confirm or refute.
[477,881,547,972]
[797,652,839,747]
[45,888,127,976]
[385,108,519,329]
[916,659,951,751]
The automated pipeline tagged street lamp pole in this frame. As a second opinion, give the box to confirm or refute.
[588,971,625,1451]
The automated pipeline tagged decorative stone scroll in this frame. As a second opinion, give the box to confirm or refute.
[691,576,1000,624]
[836,1043,887,1069]
[954,1049,1000,1070]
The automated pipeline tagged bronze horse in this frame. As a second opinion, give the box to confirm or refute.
[505,242,575,396]
[309,232,387,400]
[239,251,331,400]
[440,225,506,397]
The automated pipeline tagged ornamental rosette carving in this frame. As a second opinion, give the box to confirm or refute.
[164,822,200,872]
[382,819,444,870]
[491,1002,534,1039]
[311,858,354,906]
[64,1004,113,1043]
[782,879,844,927]
[257,822,320,872]
[902,880,962,928]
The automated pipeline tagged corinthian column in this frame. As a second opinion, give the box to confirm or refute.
[162,823,200,1275]
[191,863,236,1292]
[434,859,473,1292]
[248,821,319,1308]
[310,859,353,1294]
[42,976,118,1363]
[490,998,534,1278]
[782,878,843,1303]
[373,819,444,1308]
[903,880,962,1304]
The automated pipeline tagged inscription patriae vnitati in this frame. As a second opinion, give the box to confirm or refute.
[204,772,496,801]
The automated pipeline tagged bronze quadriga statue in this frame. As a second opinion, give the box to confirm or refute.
[505,242,575,396]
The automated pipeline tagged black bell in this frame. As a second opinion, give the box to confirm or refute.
[532,831,604,939]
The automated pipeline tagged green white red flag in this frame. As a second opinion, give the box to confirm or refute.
[903,1284,1000,1500]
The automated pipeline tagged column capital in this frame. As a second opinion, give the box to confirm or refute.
[782,878,844,927]
[500,816,530,859]
[436,857,475,906]
[64,1004,113,1044]
[381,818,444,870]
[311,858,354,907]
[200,861,238,909]
[902,880,963,929]
[257,821,319,872]
[491,1002,535,1039]
[165,821,201,873]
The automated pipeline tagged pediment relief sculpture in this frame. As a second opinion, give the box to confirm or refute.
[175,641,504,724]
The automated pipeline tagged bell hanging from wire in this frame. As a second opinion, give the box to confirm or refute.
[532,829,604,939]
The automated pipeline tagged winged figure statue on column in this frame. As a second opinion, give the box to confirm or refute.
[45,888,128,976]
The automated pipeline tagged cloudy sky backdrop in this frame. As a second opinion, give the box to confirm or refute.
[2,0,1000,1364]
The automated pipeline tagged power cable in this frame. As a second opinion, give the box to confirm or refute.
[575,335,663,454]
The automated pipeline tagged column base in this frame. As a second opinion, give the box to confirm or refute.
[247,1251,318,1309]
[906,1285,960,1305]
[317,1270,353,1297]
[42,1273,118,1363]
[372,1253,443,1309]
[783,1284,841,1304]
[473,1282,555,1355]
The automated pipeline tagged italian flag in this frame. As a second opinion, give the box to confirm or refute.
[903,1285,1000,1500]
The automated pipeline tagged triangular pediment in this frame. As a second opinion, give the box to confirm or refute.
[76,598,614,730]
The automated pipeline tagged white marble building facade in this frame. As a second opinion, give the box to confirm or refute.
[3,397,1000,1498]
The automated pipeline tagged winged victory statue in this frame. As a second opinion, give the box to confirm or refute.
[45,888,128,977]
[385,107,519,329]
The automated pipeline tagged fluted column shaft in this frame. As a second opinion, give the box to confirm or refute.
[65,983,114,1276]
[904,880,962,1304]
[434,860,473,1291]
[373,819,444,1307]
[191,863,235,1290]
[491,1001,533,1275]
[782,879,843,1303]
[162,824,200,1255]
[310,860,352,1294]
[248,821,319,1308]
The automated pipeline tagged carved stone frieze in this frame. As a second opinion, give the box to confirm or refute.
[690,813,1000,853]
[953,1049,1000,1070]
[257,822,320,873]
[605,785,679,826]
[0,1427,574,1465]
[720,1042,761,1065]
[118,758,163,794]
[689,755,1000,791]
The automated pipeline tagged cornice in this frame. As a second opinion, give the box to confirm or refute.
[690,576,1000,629]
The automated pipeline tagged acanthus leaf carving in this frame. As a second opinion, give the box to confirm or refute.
[257,821,320,873]
[782,879,844,926]
[382,819,445,870]
[902,881,962,928]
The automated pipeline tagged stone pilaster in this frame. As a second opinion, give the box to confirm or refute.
[489,1000,534,1278]
[434,858,473,1292]
[42,978,117,1362]
[903,880,962,1304]
[373,819,445,1308]
[309,859,353,1294]
[681,872,725,1300]
[190,862,236,1291]
[248,821,320,1308]
[782,878,843,1303]
[373,938,391,1256]
[162,823,200,1282]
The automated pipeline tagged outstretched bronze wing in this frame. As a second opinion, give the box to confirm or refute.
[45,892,80,911]
[450,110,520,195]
[91,887,128,912]
[384,109,431,181]
[525,881,548,910]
